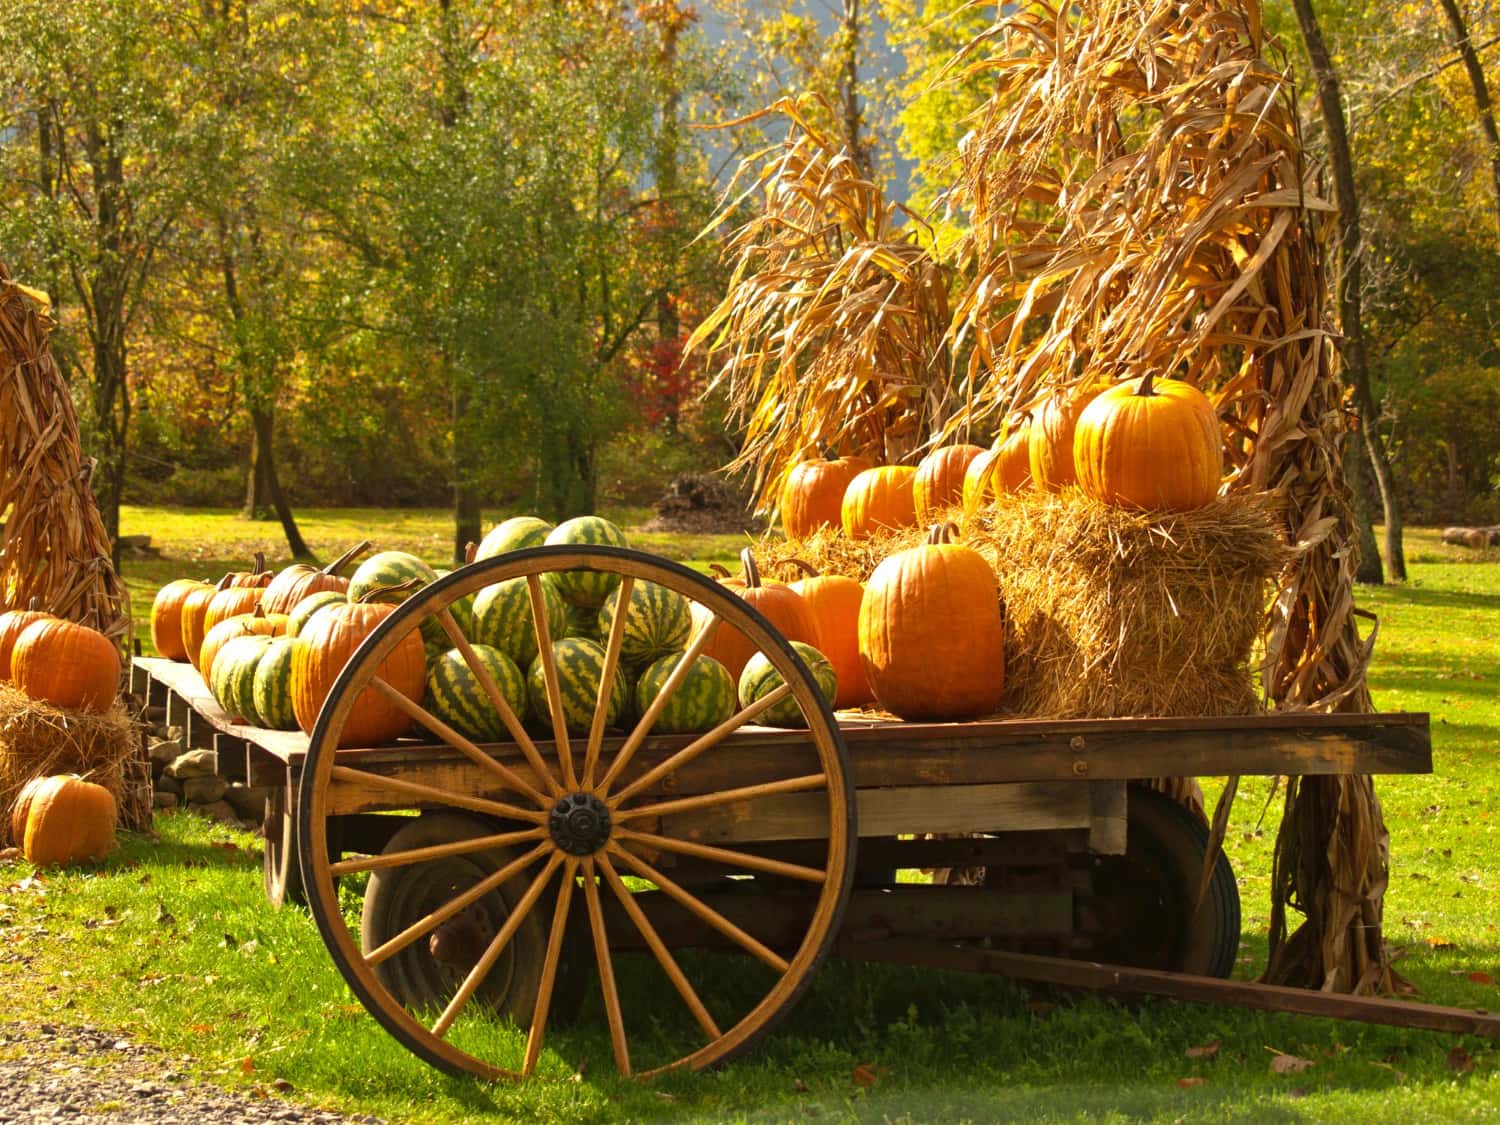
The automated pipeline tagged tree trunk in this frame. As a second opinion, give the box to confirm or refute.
[243,421,269,518]
[451,381,482,566]
[249,404,310,558]
[1290,0,1406,581]
[1345,439,1384,583]
[839,0,871,175]
[1434,0,1500,228]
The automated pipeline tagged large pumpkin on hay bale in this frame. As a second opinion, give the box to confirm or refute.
[0,601,54,680]
[781,455,870,539]
[914,444,985,523]
[11,618,120,713]
[260,540,372,615]
[16,774,116,866]
[1073,372,1224,512]
[291,597,425,747]
[858,523,1005,720]
[842,466,917,538]
[1029,386,1103,491]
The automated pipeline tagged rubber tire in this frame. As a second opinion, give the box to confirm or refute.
[1084,786,1240,978]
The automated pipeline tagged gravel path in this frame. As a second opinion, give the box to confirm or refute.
[0,1022,395,1125]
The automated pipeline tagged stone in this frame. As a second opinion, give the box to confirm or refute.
[193,799,242,828]
[148,738,182,770]
[152,792,179,810]
[165,749,216,780]
[223,784,274,821]
[155,774,182,797]
[181,775,228,804]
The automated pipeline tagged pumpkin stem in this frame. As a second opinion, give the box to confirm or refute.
[1135,370,1157,397]
[740,547,764,589]
[324,540,374,577]
[251,551,267,575]
[780,558,820,580]
[924,522,961,546]
[708,563,733,581]
[214,574,233,591]
[355,578,423,604]
[26,597,41,612]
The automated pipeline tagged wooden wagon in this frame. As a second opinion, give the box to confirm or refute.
[132,546,1489,1082]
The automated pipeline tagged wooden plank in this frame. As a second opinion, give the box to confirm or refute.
[836,939,1500,1039]
[1090,782,1127,855]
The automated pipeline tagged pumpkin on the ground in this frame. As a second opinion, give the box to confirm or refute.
[781,455,870,539]
[148,580,206,661]
[0,600,54,680]
[858,523,1005,720]
[19,775,116,866]
[9,775,50,844]
[841,465,918,538]
[261,541,372,615]
[11,618,120,713]
[291,599,426,747]
[914,444,985,523]
[1072,371,1224,511]
[1029,386,1103,491]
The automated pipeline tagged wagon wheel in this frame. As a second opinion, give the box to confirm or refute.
[263,786,343,909]
[296,546,856,1080]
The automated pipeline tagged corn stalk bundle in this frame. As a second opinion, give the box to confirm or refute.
[689,97,957,511]
[0,261,131,642]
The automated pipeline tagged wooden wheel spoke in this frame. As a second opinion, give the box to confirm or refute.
[582,858,632,1076]
[364,842,550,967]
[328,828,545,877]
[613,772,828,824]
[434,611,565,798]
[522,858,579,1075]
[597,853,722,1043]
[613,827,826,885]
[582,575,633,790]
[607,682,794,808]
[432,852,564,1038]
[596,612,722,796]
[528,574,577,790]
[369,676,550,808]
[607,844,789,973]
[329,765,546,824]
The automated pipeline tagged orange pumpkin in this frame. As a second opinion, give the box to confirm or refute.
[9,774,50,845]
[993,416,1033,492]
[1029,386,1103,491]
[700,549,818,685]
[224,552,274,589]
[261,540,372,615]
[11,618,121,713]
[19,774,116,866]
[914,444,984,523]
[0,600,54,680]
[961,449,999,510]
[858,523,1005,720]
[781,456,870,540]
[841,466,917,539]
[196,586,265,665]
[180,576,232,669]
[787,562,871,709]
[291,600,425,747]
[198,607,289,682]
[149,579,208,661]
[1073,371,1223,511]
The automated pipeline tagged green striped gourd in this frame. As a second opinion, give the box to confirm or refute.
[474,516,552,560]
[348,550,442,645]
[211,634,276,725]
[526,637,627,735]
[738,641,837,728]
[542,517,627,608]
[432,569,477,638]
[426,644,527,742]
[635,653,736,735]
[471,576,567,669]
[251,636,299,730]
[596,581,691,668]
[287,590,346,637]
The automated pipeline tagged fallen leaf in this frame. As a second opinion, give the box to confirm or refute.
[793,1078,809,1093]
[1446,1046,1474,1074]
[1185,1040,1220,1059]
[239,1056,256,1075]
[1269,1053,1314,1075]
[1427,936,1457,950]
[852,1063,880,1088]
[1466,971,1495,985]
[1176,1077,1208,1088]
[189,1024,212,1036]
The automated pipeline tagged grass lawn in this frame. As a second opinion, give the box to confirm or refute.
[0,519,1494,1121]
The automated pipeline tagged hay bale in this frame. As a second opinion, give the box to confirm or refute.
[758,490,1291,720]
[0,682,138,847]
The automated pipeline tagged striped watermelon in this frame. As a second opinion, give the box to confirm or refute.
[426,644,527,742]
[635,653,736,735]
[287,590,346,637]
[596,581,691,668]
[211,634,275,725]
[738,641,837,727]
[251,636,299,730]
[543,517,627,608]
[348,550,443,647]
[471,576,567,669]
[474,516,552,560]
[526,638,627,735]
[433,569,477,638]
[564,602,602,644]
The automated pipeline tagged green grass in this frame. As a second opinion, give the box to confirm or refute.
[2,520,1494,1121]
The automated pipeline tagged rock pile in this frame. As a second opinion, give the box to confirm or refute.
[143,705,271,833]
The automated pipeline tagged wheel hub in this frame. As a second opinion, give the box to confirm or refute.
[548,792,612,856]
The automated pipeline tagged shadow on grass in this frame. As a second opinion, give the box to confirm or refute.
[1370,584,1500,615]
